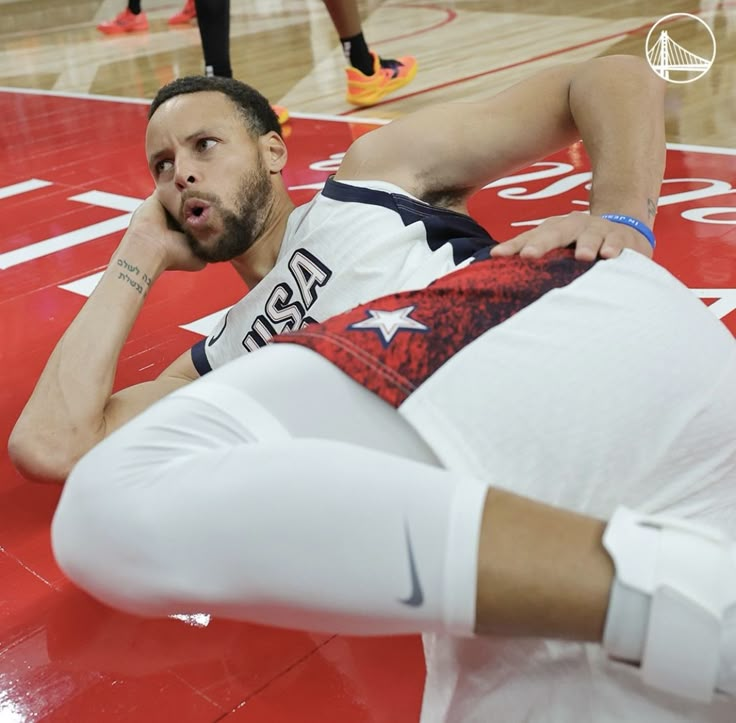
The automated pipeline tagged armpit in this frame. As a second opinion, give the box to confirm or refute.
[418,186,472,214]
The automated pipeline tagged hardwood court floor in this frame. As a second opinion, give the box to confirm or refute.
[1,0,734,140]
[1,1,735,721]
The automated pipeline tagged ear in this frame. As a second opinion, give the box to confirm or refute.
[260,131,288,174]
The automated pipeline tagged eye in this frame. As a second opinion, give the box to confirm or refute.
[155,159,173,175]
[196,138,218,152]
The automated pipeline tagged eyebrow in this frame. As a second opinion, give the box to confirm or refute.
[147,128,221,167]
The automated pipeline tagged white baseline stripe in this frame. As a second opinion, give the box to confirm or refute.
[288,111,388,125]
[0,87,389,126]
[0,213,132,269]
[0,178,53,200]
[6,90,736,149]
[0,86,150,105]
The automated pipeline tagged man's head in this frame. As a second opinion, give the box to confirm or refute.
[146,76,288,263]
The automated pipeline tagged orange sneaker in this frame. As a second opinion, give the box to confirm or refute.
[345,52,417,107]
[272,104,290,126]
[168,0,197,25]
[97,8,149,35]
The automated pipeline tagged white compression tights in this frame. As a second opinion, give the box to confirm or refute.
[52,345,488,636]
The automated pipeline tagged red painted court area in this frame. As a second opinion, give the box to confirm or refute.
[1,89,735,721]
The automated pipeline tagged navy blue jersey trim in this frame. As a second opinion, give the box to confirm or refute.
[321,177,496,264]
[471,247,493,262]
[191,339,212,376]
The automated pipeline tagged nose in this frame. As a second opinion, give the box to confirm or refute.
[174,162,198,192]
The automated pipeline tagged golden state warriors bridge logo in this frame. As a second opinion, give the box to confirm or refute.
[646,13,717,84]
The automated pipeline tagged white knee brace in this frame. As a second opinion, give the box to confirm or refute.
[602,506,736,703]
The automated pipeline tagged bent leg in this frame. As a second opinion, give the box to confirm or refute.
[52,345,484,635]
[52,339,736,706]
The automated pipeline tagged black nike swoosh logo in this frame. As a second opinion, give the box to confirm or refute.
[398,521,424,607]
[207,310,231,347]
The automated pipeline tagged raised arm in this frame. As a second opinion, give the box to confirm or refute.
[8,196,204,484]
[337,55,666,257]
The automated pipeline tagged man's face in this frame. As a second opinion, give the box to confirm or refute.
[145,91,273,262]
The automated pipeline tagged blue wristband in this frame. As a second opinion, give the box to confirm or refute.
[601,214,656,249]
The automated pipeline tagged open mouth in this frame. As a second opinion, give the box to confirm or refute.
[183,198,213,227]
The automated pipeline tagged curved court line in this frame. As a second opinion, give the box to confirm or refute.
[371,4,458,45]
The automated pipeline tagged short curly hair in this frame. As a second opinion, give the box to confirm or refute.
[148,76,281,137]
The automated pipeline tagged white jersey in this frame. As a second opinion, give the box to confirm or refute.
[191,178,492,374]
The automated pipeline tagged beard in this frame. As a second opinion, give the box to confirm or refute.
[182,158,273,263]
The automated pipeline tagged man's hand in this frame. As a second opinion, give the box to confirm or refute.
[126,194,206,272]
[9,194,207,484]
[490,212,654,261]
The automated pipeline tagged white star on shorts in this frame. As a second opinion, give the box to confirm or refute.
[348,305,430,347]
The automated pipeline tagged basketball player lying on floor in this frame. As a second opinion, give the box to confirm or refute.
[9,55,666,486]
[53,242,736,722]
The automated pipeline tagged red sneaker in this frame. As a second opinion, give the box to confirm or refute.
[97,8,148,35]
[168,0,197,25]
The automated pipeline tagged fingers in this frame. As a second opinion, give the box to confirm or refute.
[490,230,536,257]
[490,214,654,260]
[492,216,581,259]
[573,228,605,261]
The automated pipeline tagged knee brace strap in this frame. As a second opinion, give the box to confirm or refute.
[602,506,736,702]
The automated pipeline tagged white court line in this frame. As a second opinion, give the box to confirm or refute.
[69,190,143,212]
[7,88,736,152]
[286,111,388,125]
[289,182,327,191]
[4,88,736,152]
[0,192,143,270]
[693,289,736,320]
[58,272,104,297]
[59,270,232,338]
[6,87,736,147]
[179,307,232,337]
[667,142,736,156]
[0,179,53,200]
[0,86,150,105]
[0,86,389,124]
[0,214,133,270]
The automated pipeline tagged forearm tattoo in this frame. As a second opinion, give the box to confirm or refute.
[115,258,153,296]
[647,198,657,221]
